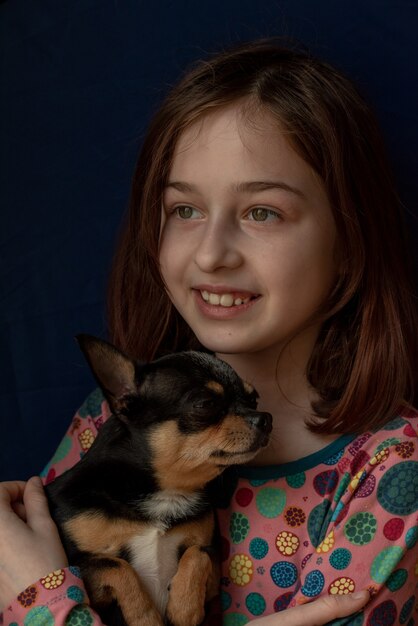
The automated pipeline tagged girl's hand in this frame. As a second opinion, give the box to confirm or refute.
[250,591,370,625]
[0,476,68,610]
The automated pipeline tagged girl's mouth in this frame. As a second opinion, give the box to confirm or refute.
[195,288,260,309]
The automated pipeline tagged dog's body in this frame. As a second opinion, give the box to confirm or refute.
[46,336,272,626]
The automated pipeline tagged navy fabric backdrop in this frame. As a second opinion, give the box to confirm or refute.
[1,0,417,480]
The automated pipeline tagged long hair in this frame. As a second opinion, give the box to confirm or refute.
[107,40,418,434]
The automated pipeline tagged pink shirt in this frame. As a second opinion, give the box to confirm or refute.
[4,389,418,625]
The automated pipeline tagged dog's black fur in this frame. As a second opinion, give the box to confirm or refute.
[45,335,272,626]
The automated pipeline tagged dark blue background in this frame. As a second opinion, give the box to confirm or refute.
[1,1,417,480]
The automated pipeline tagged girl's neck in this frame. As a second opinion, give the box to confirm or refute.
[216,331,339,465]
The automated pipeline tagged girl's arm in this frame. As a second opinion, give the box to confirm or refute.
[1,390,110,626]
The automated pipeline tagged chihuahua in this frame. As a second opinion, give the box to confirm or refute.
[45,335,272,626]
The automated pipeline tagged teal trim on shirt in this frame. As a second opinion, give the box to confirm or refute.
[236,433,357,480]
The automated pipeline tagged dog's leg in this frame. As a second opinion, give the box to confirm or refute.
[165,546,213,626]
[82,556,164,626]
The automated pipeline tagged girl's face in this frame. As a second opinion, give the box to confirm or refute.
[159,104,338,361]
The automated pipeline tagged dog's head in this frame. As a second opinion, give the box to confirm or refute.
[77,335,272,488]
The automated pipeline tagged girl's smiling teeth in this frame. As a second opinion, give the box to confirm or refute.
[199,290,257,307]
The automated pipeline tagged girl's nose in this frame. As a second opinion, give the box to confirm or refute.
[194,219,243,273]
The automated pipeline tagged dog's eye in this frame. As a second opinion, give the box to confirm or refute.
[193,398,216,410]
[186,390,220,413]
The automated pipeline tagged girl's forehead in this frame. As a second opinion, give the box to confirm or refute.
[173,103,280,155]
[168,103,322,197]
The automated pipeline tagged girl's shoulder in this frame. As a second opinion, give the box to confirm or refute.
[353,408,418,461]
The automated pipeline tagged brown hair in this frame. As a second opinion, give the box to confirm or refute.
[107,39,418,434]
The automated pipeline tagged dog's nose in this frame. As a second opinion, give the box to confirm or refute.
[246,411,272,432]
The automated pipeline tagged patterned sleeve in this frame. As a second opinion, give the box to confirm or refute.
[292,416,418,625]
[3,389,112,626]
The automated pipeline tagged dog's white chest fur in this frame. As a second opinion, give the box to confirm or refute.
[128,490,203,615]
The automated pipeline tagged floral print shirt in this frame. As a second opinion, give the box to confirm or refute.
[3,389,418,626]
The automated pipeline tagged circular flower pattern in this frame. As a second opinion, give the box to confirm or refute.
[354,474,376,498]
[308,501,332,547]
[405,525,418,549]
[301,570,325,597]
[78,428,95,451]
[286,472,306,488]
[366,600,397,626]
[245,592,266,616]
[274,592,294,612]
[313,470,339,496]
[328,576,355,595]
[235,488,253,507]
[369,448,390,467]
[230,512,250,544]
[395,441,415,459]
[24,606,54,626]
[284,506,306,527]
[270,561,297,588]
[324,449,344,465]
[377,461,418,515]
[399,595,415,624]
[249,537,269,559]
[229,554,253,586]
[316,530,335,554]
[329,548,352,570]
[67,586,85,603]
[65,606,94,626]
[371,546,404,584]
[276,531,300,556]
[344,512,377,545]
[350,450,370,475]
[385,568,408,591]
[17,585,38,608]
[40,570,65,590]
[256,488,286,518]
[383,518,404,541]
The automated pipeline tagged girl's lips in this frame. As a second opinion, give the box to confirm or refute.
[192,288,261,319]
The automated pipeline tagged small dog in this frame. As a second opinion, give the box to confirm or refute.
[46,335,272,626]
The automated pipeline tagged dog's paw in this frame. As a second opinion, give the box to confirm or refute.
[136,609,164,626]
[166,602,205,626]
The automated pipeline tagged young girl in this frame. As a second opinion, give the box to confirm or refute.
[1,40,417,626]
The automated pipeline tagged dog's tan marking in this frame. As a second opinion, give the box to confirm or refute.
[165,514,219,625]
[66,510,216,623]
[63,513,148,554]
[243,381,255,394]
[85,556,163,626]
[168,509,215,547]
[166,546,211,626]
[205,381,224,394]
[150,416,261,491]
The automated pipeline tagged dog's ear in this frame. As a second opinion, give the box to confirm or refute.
[76,334,138,412]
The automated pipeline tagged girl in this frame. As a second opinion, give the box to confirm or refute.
[0,40,417,625]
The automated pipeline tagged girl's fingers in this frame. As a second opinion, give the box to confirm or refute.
[11,501,27,521]
[23,476,52,530]
[276,592,370,626]
[0,481,26,506]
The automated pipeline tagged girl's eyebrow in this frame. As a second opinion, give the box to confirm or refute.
[165,180,305,198]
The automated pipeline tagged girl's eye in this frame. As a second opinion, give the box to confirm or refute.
[247,207,281,222]
[175,205,201,219]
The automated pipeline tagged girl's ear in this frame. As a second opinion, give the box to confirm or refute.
[75,334,138,410]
